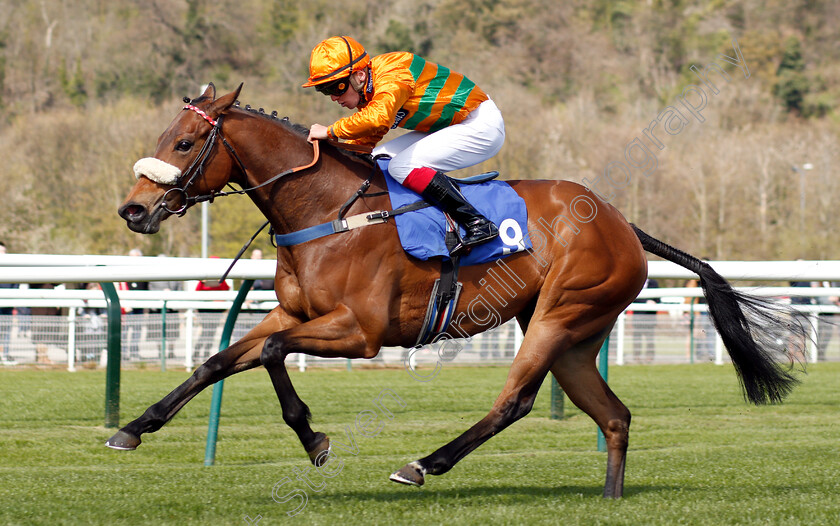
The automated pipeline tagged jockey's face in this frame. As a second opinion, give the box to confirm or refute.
[332,87,359,108]
[332,70,365,109]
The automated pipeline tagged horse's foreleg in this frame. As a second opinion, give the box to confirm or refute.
[259,304,375,464]
[257,350,327,464]
[551,331,630,499]
[390,326,557,486]
[105,308,291,450]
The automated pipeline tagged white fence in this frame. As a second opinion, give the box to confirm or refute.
[0,287,838,370]
[1,255,840,370]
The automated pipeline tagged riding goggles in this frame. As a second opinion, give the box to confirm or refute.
[315,77,350,97]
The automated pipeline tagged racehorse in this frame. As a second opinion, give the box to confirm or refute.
[111,84,805,498]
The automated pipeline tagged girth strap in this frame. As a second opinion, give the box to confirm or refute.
[274,187,432,246]
[274,210,390,246]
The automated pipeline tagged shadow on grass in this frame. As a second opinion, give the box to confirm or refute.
[332,483,681,503]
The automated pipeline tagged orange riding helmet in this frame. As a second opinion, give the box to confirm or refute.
[302,36,371,88]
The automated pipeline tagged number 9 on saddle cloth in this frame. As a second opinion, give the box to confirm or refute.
[377,157,531,266]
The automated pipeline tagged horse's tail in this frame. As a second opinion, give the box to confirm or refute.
[631,224,807,405]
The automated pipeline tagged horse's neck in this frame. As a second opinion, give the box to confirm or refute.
[229,118,370,233]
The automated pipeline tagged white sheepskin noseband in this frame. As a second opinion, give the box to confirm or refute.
[133,157,182,185]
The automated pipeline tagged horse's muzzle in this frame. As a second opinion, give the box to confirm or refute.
[118,202,160,234]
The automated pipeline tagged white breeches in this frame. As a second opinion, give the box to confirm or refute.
[371,99,505,183]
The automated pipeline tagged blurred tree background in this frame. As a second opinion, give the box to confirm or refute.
[0,0,837,260]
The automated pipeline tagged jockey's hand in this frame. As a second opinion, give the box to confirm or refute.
[308,124,330,143]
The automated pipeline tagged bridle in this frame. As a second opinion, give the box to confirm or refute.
[160,100,320,216]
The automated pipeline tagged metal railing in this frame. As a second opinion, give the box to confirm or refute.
[1,292,837,370]
[2,255,840,372]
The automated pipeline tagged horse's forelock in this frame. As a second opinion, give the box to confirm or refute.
[187,94,213,106]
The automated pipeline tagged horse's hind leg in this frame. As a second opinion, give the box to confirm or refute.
[390,322,561,486]
[551,329,630,498]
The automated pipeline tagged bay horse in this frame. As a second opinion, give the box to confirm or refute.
[111,84,805,498]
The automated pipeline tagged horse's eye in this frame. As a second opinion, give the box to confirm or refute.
[175,140,192,152]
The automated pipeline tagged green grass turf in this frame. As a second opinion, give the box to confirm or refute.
[0,363,837,525]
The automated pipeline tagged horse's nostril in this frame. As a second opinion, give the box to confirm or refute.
[119,203,147,222]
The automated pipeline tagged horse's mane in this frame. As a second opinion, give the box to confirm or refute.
[232,101,373,167]
[186,92,374,167]
[234,102,309,134]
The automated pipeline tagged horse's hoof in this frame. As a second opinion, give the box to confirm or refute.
[306,433,331,467]
[389,461,426,487]
[105,430,141,450]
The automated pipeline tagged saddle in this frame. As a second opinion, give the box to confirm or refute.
[375,157,530,265]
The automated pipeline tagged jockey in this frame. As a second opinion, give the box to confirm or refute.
[303,36,505,256]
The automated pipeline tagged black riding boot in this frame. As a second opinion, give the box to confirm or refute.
[421,171,499,256]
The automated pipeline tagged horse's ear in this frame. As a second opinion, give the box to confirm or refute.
[207,83,243,116]
[201,83,216,100]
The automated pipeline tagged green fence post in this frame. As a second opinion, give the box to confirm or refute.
[160,301,167,372]
[204,279,254,466]
[100,282,121,428]
[550,377,565,420]
[597,335,610,452]
[688,300,696,364]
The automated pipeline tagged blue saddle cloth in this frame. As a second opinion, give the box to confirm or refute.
[378,159,531,265]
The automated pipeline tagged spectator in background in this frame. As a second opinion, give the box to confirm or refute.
[0,242,18,365]
[120,248,149,361]
[811,281,836,361]
[788,279,815,361]
[246,248,274,314]
[15,291,31,339]
[685,257,717,362]
[826,282,840,362]
[685,277,716,361]
[77,282,107,365]
[233,248,274,342]
[29,282,64,364]
[249,249,275,292]
[629,278,659,363]
[789,280,813,306]
[148,254,183,359]
[195,258,231,360]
